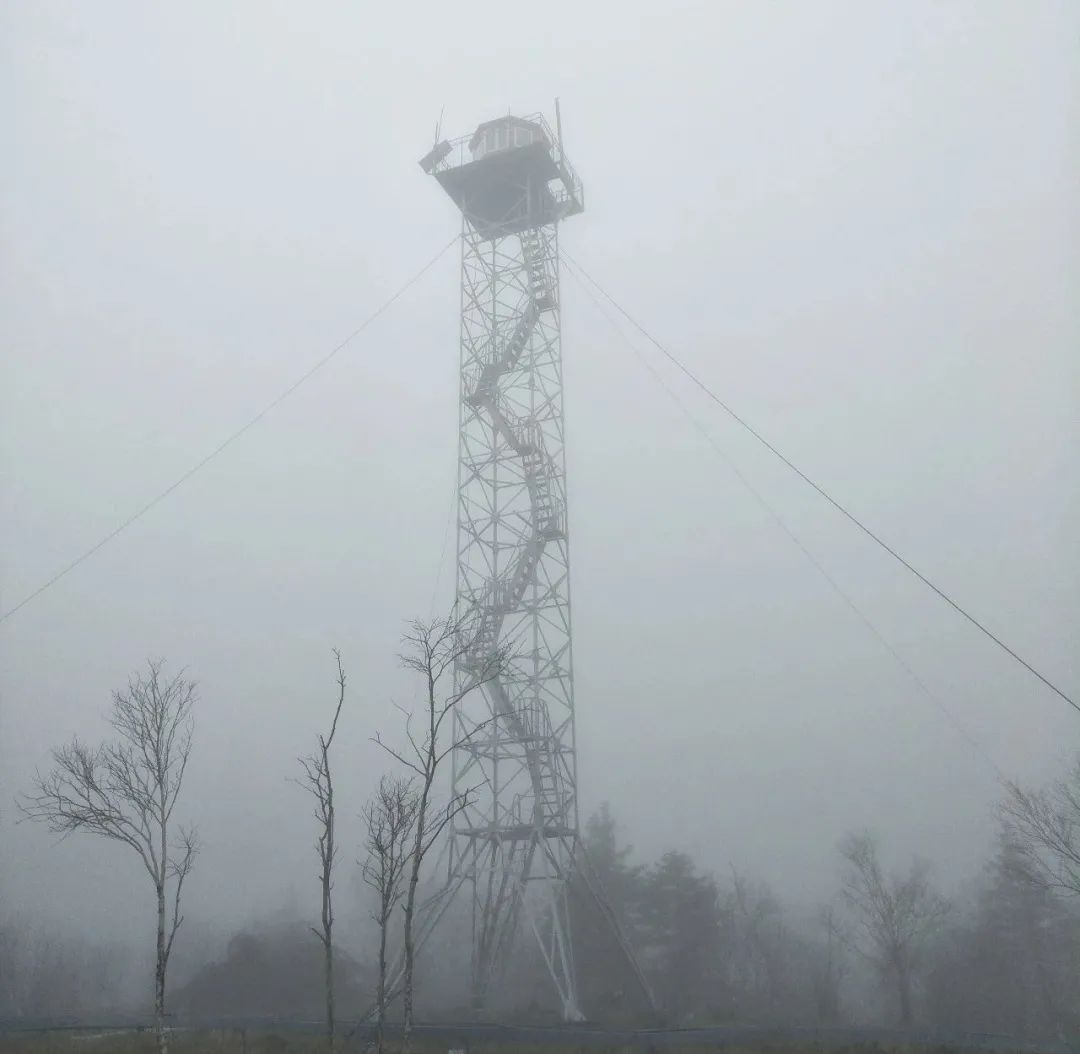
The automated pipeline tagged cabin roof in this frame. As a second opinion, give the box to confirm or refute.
[468,115,546,151]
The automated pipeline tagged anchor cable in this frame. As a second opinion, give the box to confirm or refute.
[561,248,1078,717]
[0,235,459,626]
[561,252,1006,777]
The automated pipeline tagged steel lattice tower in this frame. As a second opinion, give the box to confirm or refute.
[419,110,586,1017]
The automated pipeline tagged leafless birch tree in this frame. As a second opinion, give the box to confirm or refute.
[838,831,948,1026]
[18,660,198,1054]
[296,650,347,1054]
[361,774,419,1054]
[1000,757,1080,898]
[373,614,505,1054]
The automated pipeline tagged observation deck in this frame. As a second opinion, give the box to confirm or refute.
[420,112,584,236]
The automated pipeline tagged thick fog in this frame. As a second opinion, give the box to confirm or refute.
[1,0,1077,1019]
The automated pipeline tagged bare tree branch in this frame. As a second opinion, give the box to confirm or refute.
[837,831,948,1026]
[295,650,347,1053]
[17,660,198,1054]
[361,774,420,1054]
[1000,761,1080,898]
[371,610,509,1054]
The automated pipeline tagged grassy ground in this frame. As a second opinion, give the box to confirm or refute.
[0,1034,1062,1054]
[0,1031,322,1054]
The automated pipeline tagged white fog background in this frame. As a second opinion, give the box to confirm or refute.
[1,0,1077,979]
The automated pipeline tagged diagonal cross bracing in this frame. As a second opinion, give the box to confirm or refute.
[448,208,581,1018]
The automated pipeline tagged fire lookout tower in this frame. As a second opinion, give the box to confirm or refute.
[418,110,586,1016]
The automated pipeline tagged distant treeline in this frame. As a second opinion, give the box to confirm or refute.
[549,805,1078,1040]
[2,793,1077,1042]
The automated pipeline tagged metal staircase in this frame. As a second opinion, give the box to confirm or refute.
[521,227,555,310]
[457,226,571,847]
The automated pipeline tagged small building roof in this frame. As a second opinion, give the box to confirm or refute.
[468,115,547,152]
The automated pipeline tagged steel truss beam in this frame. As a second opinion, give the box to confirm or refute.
[443,206,583,1018]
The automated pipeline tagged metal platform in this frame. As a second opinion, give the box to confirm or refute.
[423,112,583,237]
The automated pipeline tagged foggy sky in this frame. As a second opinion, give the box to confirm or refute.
[2,1,1077,958]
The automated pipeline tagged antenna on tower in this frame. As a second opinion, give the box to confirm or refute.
[418,107,452,174]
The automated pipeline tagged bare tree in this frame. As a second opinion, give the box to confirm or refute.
[361,774,420,1054]
[373,614,505,1054]
[18,660,198,1054]
[296,650,347,1054]
[838,831,948,1026]
[812,904,848,1024]
[1000,757,1080,898]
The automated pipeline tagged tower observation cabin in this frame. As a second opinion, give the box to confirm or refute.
[419,112,584,237]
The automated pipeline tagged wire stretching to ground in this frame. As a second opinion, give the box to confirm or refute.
[561,252,1005,779]
[560,249,1079,718]
[0,234,460,627]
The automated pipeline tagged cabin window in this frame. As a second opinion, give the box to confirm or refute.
[472,121,542,160]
